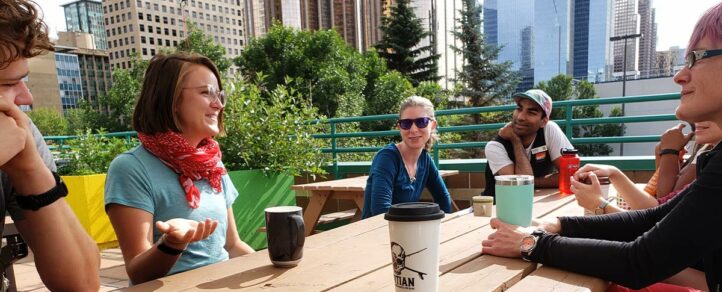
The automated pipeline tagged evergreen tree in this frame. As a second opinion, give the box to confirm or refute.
[375,0,440,86]
[452,0,518,112]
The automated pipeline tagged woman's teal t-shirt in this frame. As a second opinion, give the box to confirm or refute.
[104,146,239,279]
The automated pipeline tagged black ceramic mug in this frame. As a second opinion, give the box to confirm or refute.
[264,206,305,267]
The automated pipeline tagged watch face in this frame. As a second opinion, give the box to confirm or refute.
[521,236,535,252]
[594,208,604,215]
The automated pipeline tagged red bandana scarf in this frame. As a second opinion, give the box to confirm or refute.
[138,131,226,209]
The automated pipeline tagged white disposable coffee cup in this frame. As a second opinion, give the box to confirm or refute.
[385,202,445,292]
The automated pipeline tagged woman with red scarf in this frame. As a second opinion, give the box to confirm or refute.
[104,53,254,285]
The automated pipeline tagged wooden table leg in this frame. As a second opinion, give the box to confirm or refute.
[303,190,331,236]
[352,195,365,222]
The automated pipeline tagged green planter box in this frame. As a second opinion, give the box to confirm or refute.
[228,170,295,250]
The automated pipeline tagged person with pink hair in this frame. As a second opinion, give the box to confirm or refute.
[481,3,722,291]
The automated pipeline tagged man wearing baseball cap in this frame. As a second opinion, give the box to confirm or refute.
[483,89,573,198]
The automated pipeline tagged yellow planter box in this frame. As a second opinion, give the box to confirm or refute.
[62,174,118,249]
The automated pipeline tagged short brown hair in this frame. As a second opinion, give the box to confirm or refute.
[132,52,225,135]
[0,0,54,68]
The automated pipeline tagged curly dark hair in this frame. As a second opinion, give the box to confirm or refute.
[0,0,54,68]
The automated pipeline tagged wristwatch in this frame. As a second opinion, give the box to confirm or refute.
[16,172,68,211]
[659,148,680,156]
[520,229,545,261]
[594,199,610,215]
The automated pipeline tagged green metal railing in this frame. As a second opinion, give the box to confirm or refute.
[45,131,137,152]
[312,93,680,177]
[44,93,681,177]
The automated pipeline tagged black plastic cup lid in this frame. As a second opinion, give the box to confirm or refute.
[561,148,578,155]
[384,202,445,222]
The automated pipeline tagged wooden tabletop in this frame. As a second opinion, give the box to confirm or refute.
[291,170,459,192]
[125,188,607,291]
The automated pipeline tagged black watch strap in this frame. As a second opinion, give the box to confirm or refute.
[15,172,68,211]
[659,148,680,156]
[157,235,185,255]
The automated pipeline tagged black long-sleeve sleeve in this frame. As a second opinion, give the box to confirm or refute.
[529,146,722,290]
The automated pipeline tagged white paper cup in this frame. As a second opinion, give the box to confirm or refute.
[385,202,445,292]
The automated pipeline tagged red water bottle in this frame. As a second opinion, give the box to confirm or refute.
[559,148,580,196]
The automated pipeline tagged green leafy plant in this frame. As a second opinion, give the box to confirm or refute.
[58,129,134,175]
[218,78,327,177]
[26,107,69,136]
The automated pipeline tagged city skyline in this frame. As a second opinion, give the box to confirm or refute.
[36,0,720,51]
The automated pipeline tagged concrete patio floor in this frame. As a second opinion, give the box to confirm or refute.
[13,248,129,292]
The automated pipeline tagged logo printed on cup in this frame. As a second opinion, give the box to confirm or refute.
[391,242,428,288]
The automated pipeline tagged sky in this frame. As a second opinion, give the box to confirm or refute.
[35,0,721,51]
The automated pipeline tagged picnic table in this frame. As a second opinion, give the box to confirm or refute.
[292,170,460,236]
[124,188,609,291]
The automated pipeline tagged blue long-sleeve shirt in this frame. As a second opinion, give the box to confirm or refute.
[361,144,452,218]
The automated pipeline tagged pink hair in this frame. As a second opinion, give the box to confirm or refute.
[687,2,722,52]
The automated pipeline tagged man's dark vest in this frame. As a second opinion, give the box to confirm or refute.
[483,128,554,198]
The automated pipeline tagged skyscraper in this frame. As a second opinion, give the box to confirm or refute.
[62,0,108,50]
[637,0,657,78]
[103,0,247,71]
[611,0,639,78]
[483,0,613,91]
[571,0,613,82]
[56,32,112,109]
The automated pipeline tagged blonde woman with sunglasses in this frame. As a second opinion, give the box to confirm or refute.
[361,96,452,218]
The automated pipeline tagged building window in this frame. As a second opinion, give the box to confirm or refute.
[129,24,134,32]
[155,15,160,23]
[140,24,145,31]
[173,40,178,46]
[165,39,170,46]
[148,26,153,33]
[192,11,197,18]
[157,38,162,45]
[110,17,114,24]
[172,29,177,36]
[146,13,151,20]
[212,4,216,11]
[130,36,135,44]
[153,3,158,11]
[170,7,175,14]
[141,36,146,43]
[123,26,127,33]
[171,18,175,25]
[119,1,124,9]
[149,38,154,45]
[164,28,169,35]
[121,14,126,22]
[137,0,142,7]
[107,41,111,48]
[145,1,150,9]
[162,5,167,13]
[142,48,148,55]
[204,3,209,9]
[151,49,156,55]
[138,12,143,20]
[163,17,168,24]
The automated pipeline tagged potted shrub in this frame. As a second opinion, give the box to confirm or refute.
[58,129,134,248]
[218,77,326,249]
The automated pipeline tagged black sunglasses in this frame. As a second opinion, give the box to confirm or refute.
[685,49,722,68]
[398,117,433,130]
